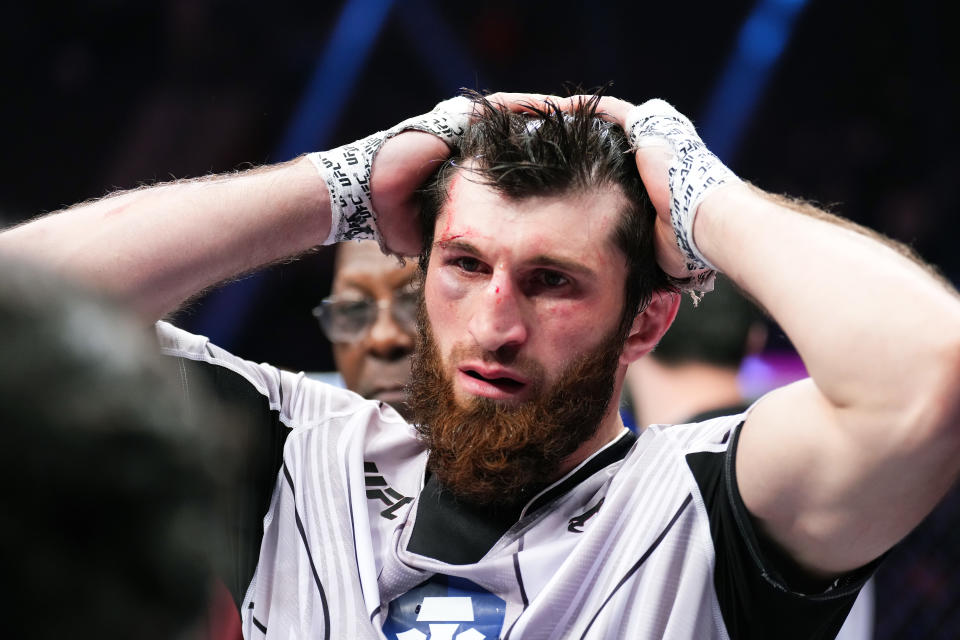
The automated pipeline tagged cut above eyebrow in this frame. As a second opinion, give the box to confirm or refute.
[434,238,480,255]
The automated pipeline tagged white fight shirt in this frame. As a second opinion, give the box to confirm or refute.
[157,322,874,640]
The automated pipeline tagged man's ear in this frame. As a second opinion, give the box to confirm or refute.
[620,292,681,365]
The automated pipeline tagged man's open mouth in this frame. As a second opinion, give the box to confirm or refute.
[462,369,526,393]
[460,368,527,399]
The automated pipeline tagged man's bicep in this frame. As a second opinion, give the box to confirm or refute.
[736,378,960,578]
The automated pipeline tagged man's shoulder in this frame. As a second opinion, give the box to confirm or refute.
[155,320,210,356]
[644,410,746,455]
[154,321,409,431]
[155,320,290,404]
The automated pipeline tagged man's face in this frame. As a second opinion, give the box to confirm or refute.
[410,172,634,503]
[423,172,630,406]
[330,241,418,415]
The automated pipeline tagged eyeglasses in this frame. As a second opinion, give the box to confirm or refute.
[312,290,419,343]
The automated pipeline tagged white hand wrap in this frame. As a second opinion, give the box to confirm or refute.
[626,99,739,288]
[307,96,473,247]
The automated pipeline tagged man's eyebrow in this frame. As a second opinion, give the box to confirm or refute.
[435,239,596,277]
[528,254,596,278]
[333,279,373,293]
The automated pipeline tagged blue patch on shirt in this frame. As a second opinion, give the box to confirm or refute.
[382,574,506,639]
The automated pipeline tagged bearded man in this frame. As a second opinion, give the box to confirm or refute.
[2,92,958,640]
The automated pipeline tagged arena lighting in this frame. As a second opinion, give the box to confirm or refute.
[395,0,481,93]
[192,0,396,344]
[276,0,397,159]
[699,0,809,163]
[694,0,811,408]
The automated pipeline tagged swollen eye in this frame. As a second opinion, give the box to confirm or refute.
[540,271,567,287]
[454,256,486,273]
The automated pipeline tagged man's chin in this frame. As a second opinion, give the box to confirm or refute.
[449,394,519,413]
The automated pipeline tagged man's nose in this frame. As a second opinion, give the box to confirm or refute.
[366,303,414,360]
[467,275,528,354]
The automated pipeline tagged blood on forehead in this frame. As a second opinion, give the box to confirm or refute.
[435,171,482,245]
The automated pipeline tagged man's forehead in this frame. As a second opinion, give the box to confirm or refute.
[434,170,628,248]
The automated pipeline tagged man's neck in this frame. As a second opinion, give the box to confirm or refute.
[557,390,627,477]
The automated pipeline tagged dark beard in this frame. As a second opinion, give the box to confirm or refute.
[407,310,628,508]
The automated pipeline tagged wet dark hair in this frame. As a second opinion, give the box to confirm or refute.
[0,257,246,639]
[419,91,682,337]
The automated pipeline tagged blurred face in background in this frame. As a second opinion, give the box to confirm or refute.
[318,241,418,418]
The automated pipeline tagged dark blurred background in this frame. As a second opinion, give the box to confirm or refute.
[1,2,957,635]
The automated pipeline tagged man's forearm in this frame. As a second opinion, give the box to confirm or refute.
[0,158,329,320]
[695,182,960,429]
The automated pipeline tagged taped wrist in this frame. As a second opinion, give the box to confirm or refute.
[307,96,472,247]
[626,99,739,279]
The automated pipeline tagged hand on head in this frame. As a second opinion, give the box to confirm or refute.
[327,90,733,294]
[545,94,737,288]
[369,92,564,256]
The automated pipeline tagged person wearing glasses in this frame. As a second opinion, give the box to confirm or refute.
[312,240,418,418]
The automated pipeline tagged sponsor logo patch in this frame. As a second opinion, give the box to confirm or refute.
[382,575,506,640]
[365,461,413,520]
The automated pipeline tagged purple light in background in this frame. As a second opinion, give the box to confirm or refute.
[739,349,808,399]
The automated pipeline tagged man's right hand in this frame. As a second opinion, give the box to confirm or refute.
[370,130,451,256]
